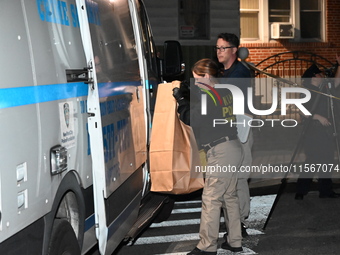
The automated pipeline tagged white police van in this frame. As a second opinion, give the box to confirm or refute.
[0,0,183,254]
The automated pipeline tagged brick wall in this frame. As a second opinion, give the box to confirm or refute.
[241,0,340,69]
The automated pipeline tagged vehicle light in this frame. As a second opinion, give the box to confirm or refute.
[50,145,68,175]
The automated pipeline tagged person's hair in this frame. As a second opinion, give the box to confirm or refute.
[191,58,219,77]
[217,33,240,48]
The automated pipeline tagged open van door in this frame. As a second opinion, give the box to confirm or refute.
[76,0,149,254]
[76,0,186,253]
[76,0,108,253]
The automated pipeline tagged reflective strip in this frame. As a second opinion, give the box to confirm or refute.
[0,81,142,109]
[0,82,88,109]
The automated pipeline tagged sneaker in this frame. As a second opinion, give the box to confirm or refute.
[221,241,243,252]
[187,247,217,255]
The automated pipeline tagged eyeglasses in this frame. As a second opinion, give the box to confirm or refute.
[214,46,235,52]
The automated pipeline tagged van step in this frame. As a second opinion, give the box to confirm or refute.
[124,192,169,244]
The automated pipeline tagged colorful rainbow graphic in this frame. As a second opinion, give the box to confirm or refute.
[197,82,223,106]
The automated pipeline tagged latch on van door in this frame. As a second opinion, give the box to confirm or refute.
[66,68,89,83]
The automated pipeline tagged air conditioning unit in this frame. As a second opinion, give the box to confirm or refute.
[271,23,294,39]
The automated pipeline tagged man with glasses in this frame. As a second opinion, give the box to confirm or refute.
[215,33,254,248]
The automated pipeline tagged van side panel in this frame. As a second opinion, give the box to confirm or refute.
[0,0,50,243]
[0,0,157,253]
[0,0,91,245]
[26,0,93,188]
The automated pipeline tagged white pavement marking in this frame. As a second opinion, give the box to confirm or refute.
[134,233,200,245]
[171,195,275,216]
[141,195,274,254]
[134,231,263,245]
[151,219,264,236]
[135,233,226,245]
[174,200,201,204]
[150,218,200,227]
[154,246,257,255]
[171,208,201,214]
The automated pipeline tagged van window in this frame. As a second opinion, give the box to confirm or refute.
[89,0,140,83]
[137,0,159,78]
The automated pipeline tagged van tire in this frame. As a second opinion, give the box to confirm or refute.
[48,219,81,255]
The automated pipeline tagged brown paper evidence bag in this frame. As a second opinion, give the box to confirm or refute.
[149,81,204,195]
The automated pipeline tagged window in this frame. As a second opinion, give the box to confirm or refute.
[240,0,260,40]
[138,0,158,76]
[240,0,324,42]
[300,0,322,39]
[269,0,290,22]
[178,0,209,40]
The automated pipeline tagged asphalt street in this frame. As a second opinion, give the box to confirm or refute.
[87,180,340,255]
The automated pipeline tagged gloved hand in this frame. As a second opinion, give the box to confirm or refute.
[173,80,190,102]
[172,87,183,101]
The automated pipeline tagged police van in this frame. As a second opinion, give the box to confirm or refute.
[0,0,183,254]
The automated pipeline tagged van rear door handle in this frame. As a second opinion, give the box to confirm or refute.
[66,68,89,83]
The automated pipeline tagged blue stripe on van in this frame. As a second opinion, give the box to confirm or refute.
[0,81,142,109]
[0,82,88,109]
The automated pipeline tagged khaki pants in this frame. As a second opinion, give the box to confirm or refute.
[238,129,253,224]
[223,130,253,230]
[197,139,243,252]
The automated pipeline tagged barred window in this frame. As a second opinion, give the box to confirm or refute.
[178,0,209,40]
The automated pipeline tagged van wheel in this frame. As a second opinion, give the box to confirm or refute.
[48,219,81,255]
